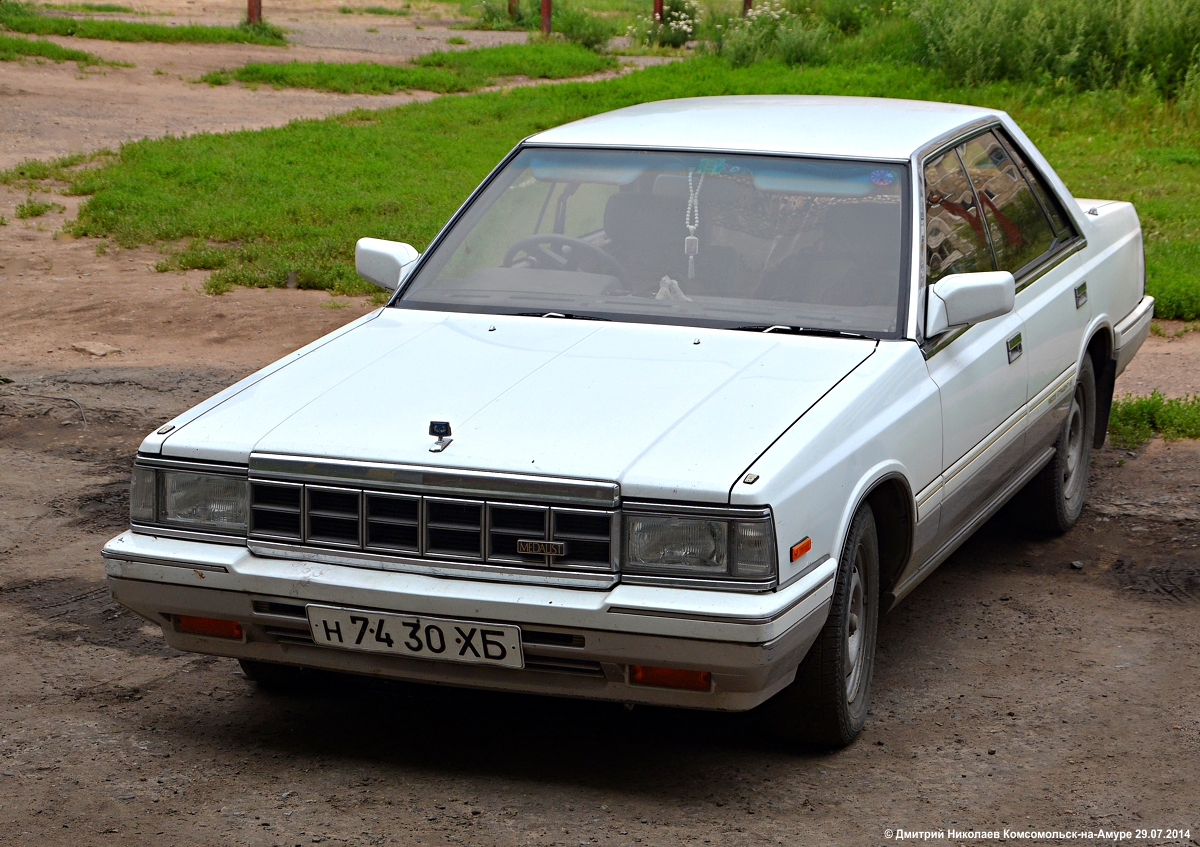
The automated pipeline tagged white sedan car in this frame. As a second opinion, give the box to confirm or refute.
[104,96,1152,748]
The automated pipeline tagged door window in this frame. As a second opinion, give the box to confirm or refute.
[958,131,1056,274]
[923,150,993,283]
[994,130,1076,239]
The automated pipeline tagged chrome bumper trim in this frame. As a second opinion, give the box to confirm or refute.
[247,540,619,590]
[609,567,834,625]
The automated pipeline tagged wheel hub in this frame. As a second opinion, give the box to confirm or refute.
[844,546,866,702]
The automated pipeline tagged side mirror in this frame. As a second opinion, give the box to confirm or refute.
[926,271,1016,337]
[355,237,419,291]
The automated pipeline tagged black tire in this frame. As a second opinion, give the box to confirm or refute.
[770,503,880,750]
[1023,355,1097,535]
[239,659,307,692]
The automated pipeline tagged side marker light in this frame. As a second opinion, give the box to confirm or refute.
[629,665,712,692]
[790,537,812,562]
[175,615,244,639]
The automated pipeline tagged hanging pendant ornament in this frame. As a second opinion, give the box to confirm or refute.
[684,171,704,279]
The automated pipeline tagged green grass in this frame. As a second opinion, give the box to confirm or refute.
[202,43,617,95]
[1109,391,1200,446]
[411,41,613,76]
[0,2,286,43]
[0,30,103,62]
[41,2,140,11]
[339,3,411,13]
[5,51,1200,314]
[15,196,66,218]
[202,61,476,94]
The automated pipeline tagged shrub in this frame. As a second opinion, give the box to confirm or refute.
[553,4,615,50]
[817,0,872,34]
[911,0,1200,96]
[720,0,835,67]
[628,0,699,49]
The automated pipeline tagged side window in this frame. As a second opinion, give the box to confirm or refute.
[995,130,1076,238]
[958,131,1056,274]
[924,150,994,283]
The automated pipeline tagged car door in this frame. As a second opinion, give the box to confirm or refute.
[963,129,1090,455]
[921,142,1029,553]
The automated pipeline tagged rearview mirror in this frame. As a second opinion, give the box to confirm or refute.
[355,238,420,291]
[926,271,1016,337]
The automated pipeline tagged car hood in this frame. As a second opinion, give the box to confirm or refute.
[158,309,875,501]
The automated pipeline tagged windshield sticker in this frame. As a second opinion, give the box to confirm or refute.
[697,158,727,175]
[870,168,897,186]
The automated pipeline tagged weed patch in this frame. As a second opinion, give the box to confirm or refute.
[15,197,66,218]
[1109,391,1200,446]
[0,149,116,189]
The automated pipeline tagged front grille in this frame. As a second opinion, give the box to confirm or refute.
[250,481,615,571]
[261,625,314,645]
[523,656,605,676]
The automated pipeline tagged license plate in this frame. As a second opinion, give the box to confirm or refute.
[306,605,523,669]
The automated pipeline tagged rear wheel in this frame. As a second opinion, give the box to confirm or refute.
[1022,355,1096,535]
[771,503,879,749]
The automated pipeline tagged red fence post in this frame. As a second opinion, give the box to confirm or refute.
[653,0,663,21]
[541,0,550,34]
[508,0,517,17]
[742,0,751,14]
[247,0,261,24]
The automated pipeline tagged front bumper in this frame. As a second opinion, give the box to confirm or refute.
[103,531,834,711]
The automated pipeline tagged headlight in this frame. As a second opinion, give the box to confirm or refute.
[623,510,777,582]
[130,465,248,535]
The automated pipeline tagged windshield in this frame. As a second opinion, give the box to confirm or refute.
[397,148,910,336]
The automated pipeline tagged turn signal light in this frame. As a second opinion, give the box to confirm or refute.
[629,665,712,692]
[790,536,812,561]
[175,615,243,639]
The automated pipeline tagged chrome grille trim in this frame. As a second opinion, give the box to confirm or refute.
[250,453,619,507]
[248,478,617,574]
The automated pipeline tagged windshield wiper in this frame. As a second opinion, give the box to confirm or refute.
[516,312,611,321]
[729,324,872,340]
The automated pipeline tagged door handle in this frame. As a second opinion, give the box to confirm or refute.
[1006,332,1023,364]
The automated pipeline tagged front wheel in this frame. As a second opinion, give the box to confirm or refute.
[770,503,879,750]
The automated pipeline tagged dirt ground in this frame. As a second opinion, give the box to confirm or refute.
[0,0,660,169]
[2,183,1199,846]
[2,10,1200,843]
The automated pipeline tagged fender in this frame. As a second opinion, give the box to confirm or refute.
[828,463,916,607]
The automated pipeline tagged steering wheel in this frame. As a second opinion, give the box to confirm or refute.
[502,235,631,290]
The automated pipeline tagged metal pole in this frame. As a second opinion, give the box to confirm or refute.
[247,0,261,24]
[541,0,550,34]
[653,0,662,21]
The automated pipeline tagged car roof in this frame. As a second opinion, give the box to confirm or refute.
[526,95,1005,161]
